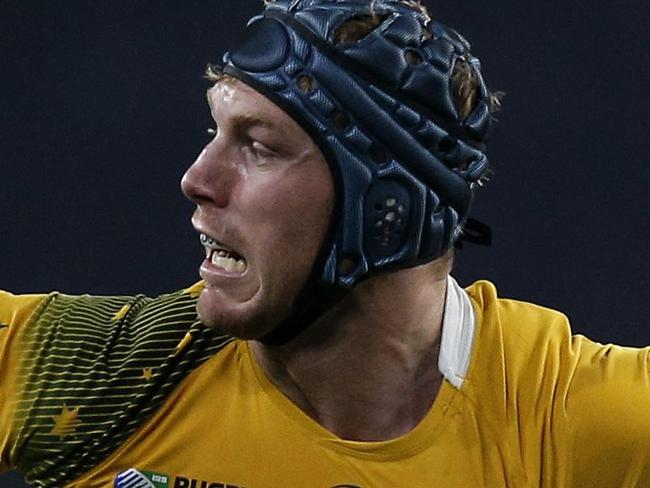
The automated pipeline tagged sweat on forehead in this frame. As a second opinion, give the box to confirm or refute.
[206,79,305,140]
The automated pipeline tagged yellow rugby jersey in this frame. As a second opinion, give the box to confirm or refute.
[1,279,649,487]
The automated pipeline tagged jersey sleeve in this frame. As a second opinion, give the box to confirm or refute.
[561,335,650,486]
[465,281,650,487]
[0,290,50,472]
[0,283,231,487]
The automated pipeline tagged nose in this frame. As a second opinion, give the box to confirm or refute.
[181,140,235,208]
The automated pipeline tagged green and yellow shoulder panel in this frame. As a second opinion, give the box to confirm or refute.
[2,283,231,487]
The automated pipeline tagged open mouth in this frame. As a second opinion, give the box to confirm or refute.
[200,233,247,274]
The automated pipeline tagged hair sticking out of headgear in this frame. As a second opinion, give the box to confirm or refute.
[452,57,479,121]
[401,1,432,25]
[333,12,389,45]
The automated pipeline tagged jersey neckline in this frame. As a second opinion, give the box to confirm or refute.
[241,276,478,461]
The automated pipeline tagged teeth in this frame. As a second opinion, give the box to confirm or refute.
[210,249,247,274]
[200,233,247,273]
[224,258,237,273]
[211,253,228,268]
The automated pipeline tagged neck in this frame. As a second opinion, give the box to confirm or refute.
[250,263,450,441]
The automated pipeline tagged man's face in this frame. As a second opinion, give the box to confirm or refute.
[181,79,335,339]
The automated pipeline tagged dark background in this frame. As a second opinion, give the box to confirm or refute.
[1,1,648,486]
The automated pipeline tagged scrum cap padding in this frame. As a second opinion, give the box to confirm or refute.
[223,0,493,289]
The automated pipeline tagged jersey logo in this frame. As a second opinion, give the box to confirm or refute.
[115,469,359,488]
[114,469,170,488]
[115,469,247,488]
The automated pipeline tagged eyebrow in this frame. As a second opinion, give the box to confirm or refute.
[231,114,278,132]
[206,90,280,133]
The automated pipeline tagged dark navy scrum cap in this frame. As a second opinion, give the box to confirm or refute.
[222,0,493,289]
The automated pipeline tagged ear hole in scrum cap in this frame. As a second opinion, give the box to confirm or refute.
[405,49,424,66]
[369,143,388,165]
[337,254,359,275]
[297,74,317,93]
[438,136,457,154]
[333,110,351,130]
[363,181,411,262]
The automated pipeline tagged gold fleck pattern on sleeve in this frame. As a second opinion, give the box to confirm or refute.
[112,304,132,322]
[49,405,81,440]
[183,281,204,298]
[141,368,154,382]
[175,332,194,356]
